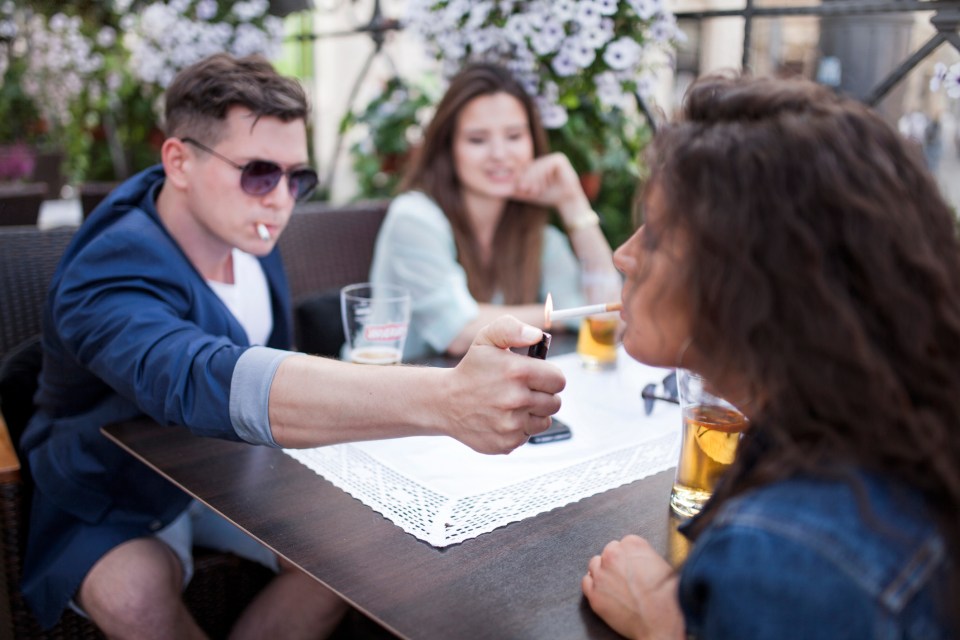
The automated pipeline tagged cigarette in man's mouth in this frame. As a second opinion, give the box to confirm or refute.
[544,293,622,329]
[256,223,271,241]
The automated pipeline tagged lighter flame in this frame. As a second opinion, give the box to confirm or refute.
[544,293,554,330]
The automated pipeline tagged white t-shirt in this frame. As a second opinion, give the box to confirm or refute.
[207,249,273,346]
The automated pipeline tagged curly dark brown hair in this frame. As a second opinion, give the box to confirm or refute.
[649,74,960,619]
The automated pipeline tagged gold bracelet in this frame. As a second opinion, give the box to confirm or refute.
[565,210,600,233]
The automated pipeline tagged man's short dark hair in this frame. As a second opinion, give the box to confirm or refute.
[164,53,309,143]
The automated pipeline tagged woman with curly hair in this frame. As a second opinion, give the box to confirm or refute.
[583,75,959,638]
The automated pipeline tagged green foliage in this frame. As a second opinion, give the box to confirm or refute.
[546,97,651,248]
[341,78,433,199]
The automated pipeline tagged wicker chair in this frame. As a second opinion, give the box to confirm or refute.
[0,201,392,637]
[280,199,389,302]
[279,200,389,355]
[0,224,274,639]
[0,226,75,361]
[0,184,48,227]
[77,182,120,221]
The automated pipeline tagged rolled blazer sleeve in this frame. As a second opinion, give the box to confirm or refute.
[54,219,249,441]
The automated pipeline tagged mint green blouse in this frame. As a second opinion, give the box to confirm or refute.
[370,191,584,360]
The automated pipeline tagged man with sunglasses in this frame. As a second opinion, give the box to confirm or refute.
[20,54,565,638]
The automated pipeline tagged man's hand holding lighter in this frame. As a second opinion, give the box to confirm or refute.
[444,316,566,454]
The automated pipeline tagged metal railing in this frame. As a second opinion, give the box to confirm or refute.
[673,0,960,106]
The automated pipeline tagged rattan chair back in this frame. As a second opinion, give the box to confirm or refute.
[0,226,75,361]
[279,200,389,303]
[0,184,48,227]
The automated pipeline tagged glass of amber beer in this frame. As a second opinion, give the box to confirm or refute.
[576,266,621,370]
[340,283,410,365]
[670,369,749,517]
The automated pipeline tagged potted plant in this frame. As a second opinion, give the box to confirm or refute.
[341,77,434,198]
[402,0,683,247]
[2,1,287,187]
[0,143,48,225]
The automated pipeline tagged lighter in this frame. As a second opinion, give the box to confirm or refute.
[526,331,552,360]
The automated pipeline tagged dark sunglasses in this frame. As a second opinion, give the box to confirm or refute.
[641,370,679,416]
[181,137,319,202]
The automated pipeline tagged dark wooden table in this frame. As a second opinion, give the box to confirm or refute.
[102,336,684,640]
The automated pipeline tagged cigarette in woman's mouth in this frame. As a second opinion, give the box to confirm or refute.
[256,223,271,241]
[544,293,622,329]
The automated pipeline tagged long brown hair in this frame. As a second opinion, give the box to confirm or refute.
[400,63,550,303]
[650,75,960,613]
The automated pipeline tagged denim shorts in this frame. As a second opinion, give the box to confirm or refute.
[69,500,278,617]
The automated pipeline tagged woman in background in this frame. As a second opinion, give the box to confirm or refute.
[370,63,616,359]
[583,75,959,638]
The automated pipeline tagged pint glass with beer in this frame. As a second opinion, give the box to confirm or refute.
[670,369,748,517]
[340,283,411,365]
[576,265,621,370]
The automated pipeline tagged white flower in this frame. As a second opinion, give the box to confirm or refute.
[196,0,219,20]
[603,36,642,70]
[562,37,597,69]
[232,0,269,22]
[437,33,467,60]
[628,0,662,21]
[120,0,283,92]
[944,63,960,99]
[466,27,498,55]
[930,62,948,93]
[575,1,604,28]
[635,72,656,100]
[96,26,117,48]
[537,100,568,129]
[465,1,494,31]
[49,13,68,32]
[551,0,576,21]
[516,72,539,97]
[444,0,471,23]
[107,70,123,92]
[595,0,619,16]
[504,14,532,43]
[595,71,627,108]
[541,80,559,103]
[140,4,175,39]
[649,15,680,43]
[579,24,613,50]
[551,51,578,77]
[404,0,679,140]
[530,19,565,56]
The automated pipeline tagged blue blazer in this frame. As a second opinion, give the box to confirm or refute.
[19,165,293,628]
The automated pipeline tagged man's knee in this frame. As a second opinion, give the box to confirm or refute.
[78,538,185,635]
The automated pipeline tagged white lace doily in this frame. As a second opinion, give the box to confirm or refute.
[285,349,681,547]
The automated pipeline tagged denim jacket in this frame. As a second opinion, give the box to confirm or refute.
[678,472,951,639]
